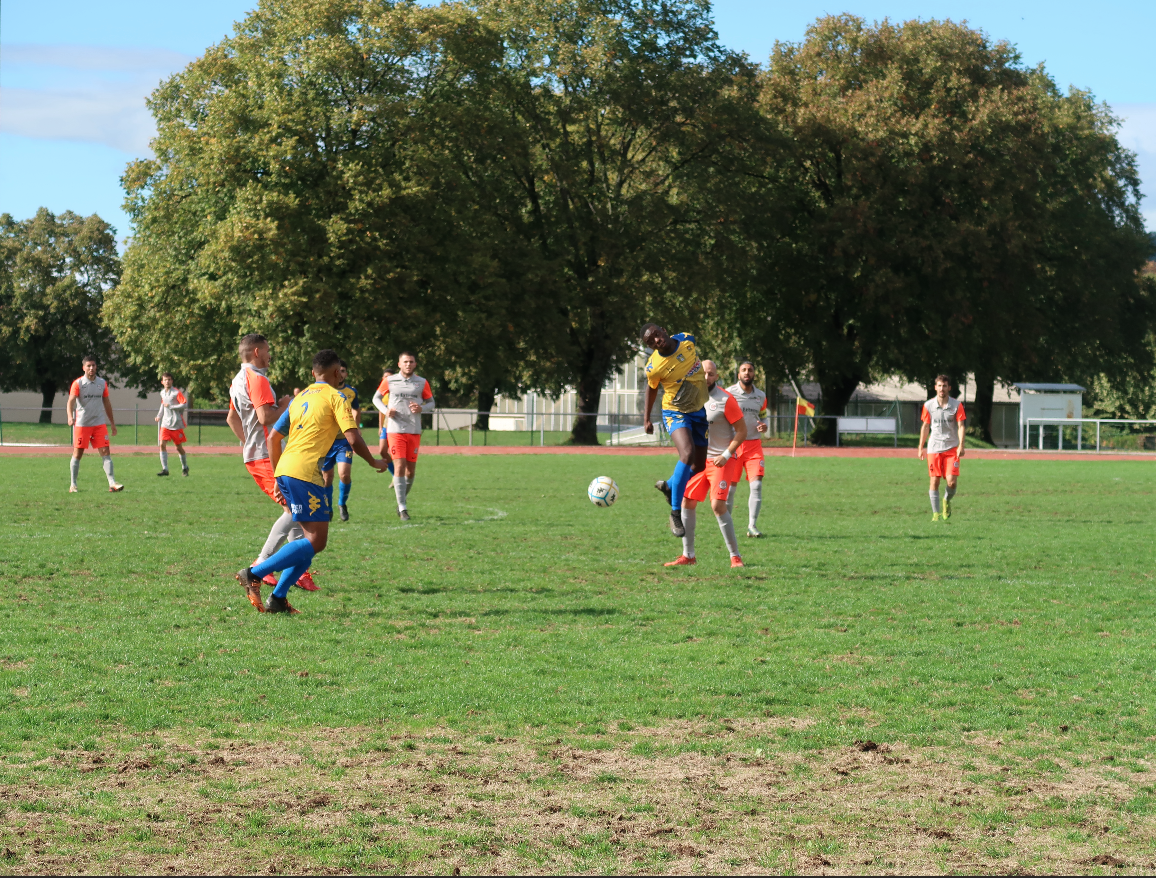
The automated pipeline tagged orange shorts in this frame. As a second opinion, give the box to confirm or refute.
[245,457,282,505]
[388,432,422,463]
[927,450,961,478]
[736,438,765,481]
[684,458,743,504]
[74,424,110,450]
[160,428,187,444]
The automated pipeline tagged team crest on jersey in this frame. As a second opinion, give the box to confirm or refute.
[676,354,684,362]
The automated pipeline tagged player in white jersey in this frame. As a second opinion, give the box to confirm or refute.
[66,355,124,493]
[372,351,434,521]
[225,333,318,593]
[665,360,748,569]
[726,361,770,537]
[154,372,190,476]
[917,374,967,521]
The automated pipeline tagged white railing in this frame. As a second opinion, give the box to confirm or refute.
[1021,418,1156,452]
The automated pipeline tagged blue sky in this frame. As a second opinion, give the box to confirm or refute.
[2,0,1155,239]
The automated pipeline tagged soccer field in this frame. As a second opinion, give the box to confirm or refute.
[3,452,1155,873]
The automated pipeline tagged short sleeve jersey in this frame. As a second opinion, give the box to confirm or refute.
[725,383,768,435]
[158,387,188,430]
[644,333,708,413]
[379,373,433,435]
[921,397,966,454]
[69,376,109,427]
[229,364,277,463]
[274,383,358,485]
[704,385,744,457]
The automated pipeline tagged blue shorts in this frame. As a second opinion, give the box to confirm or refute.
[662,408,708,447]
[321,439,353,472]
[276,475,332,522]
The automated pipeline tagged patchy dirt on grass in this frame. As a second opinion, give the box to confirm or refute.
[0,718,1154,875]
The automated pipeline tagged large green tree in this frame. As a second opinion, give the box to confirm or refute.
[0,210,120,422]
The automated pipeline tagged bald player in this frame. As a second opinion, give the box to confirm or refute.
[664,360,747,568]
[372,352,434,521]
[66,355,124,493]
[726,361,769,537]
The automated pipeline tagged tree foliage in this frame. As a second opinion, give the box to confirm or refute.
[0,209,120,422]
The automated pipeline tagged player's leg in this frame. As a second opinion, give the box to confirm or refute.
[243,479,331,612]
[659,418,695,536]
[174,440,189,476]
[69,446,84,492]
[943,455,960,518]
[667,470,708,565]
[710,465,742,566]
[336,458,352,521]
[96,429,123,491]
[928,468,942,520]
[390,435,415,519]
[158,437,169,476]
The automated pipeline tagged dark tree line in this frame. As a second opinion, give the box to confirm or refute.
[6,2,1148,444]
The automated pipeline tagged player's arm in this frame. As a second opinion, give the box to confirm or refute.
[102,393,117,436]
[345,427,390,472]
[155,398,163,423]
[269,428,285,469]
[416,381,435,414]
[757,401,769,433]
[643,383,659,434]
[956,407,967,458]
[711,400,747,467]
[226,401,245,440]
[66,386,78,426]
[918,422,929,460]
[372,388,393,418]
[255,398,290,427]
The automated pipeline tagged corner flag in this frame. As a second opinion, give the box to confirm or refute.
[792,396,814,456]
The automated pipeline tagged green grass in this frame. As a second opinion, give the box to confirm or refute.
[2,452,1155,872]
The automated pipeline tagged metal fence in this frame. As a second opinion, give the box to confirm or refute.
[1021,418,1156,452]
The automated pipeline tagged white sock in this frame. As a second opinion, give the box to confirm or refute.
[748,480,763,529]
[945,484,956,500]
[929,489,941,513]
[394,477,407,511]
[178,451,188,469]
[406,476,413,496]
[726,488,735,516]
[717,511,741,558]
[681,503,696,558]
[159,449,168,471]
[70,457,80,487]
[258,510,296,562]
[102,456,116,486]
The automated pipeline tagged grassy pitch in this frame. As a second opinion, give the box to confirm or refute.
[2,452,1155,873]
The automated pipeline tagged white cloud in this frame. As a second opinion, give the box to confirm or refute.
[1115,103,1156,231]
[0,43,193,155]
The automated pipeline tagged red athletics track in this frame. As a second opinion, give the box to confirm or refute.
[0,444,1153,462]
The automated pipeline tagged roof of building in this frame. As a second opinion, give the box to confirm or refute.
[1013,383,1085,393]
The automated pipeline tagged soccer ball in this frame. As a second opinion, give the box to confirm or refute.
[587,476,619,507]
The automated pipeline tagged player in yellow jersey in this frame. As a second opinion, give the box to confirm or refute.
[641,323,709,537]
[235,349,391,613]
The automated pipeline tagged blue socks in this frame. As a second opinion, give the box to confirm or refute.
[251,538,316,598]
[338,480,350,507]
[669,460,693,511]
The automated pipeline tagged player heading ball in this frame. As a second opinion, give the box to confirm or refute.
[236,349,391,614]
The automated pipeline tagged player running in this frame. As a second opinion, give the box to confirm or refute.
[154,372,190,477]
[372,351,434,521]
[374,367,395,474]
[225,333,318,591]
[665,360,747,568]
[236,349,391,613]
[641,323,709,537]
[917,374,967,521]
[321,359,359,521]
[66,355,124,493]
[726,361,769,537]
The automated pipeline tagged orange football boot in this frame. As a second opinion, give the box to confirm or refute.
[664,555,696,567]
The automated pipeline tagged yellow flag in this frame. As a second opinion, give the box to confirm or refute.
[796,397,815,417]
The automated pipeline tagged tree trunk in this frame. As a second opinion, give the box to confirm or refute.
[476,387,495,432]
[970,370,996,445]
[570,372,603,445]
[809,374,859,445]
[39,382,55,424]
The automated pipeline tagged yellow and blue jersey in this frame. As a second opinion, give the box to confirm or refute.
[273,383,358,486]
[645,332,708,413]
[328,384,360,452]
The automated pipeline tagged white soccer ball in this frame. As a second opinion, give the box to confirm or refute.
[587,476,619,507]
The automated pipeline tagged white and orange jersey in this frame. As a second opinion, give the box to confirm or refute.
[921,396,966,454]
[69,375,109,427]
[157,387,188,431]
[229,363,276,462]
[726,383,768,435]
[374,373,434,435]
[704,385,744,457]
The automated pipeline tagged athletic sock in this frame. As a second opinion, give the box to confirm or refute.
[945,484,957,500]
[69,457,80,488]
[748,480,763,529]
[405,476,413,497]
[681,503,696,558]
[393,477,407,511]
[258,510,296,563]
[726,487,736,516]
[102,456,116,485]
[159,449,168,472]
[929,489,942,514]
[178,451,188,470]
[669,460,693,511]
[717,511,741,557]
[252,538,315,593]
[338,480,350,507]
